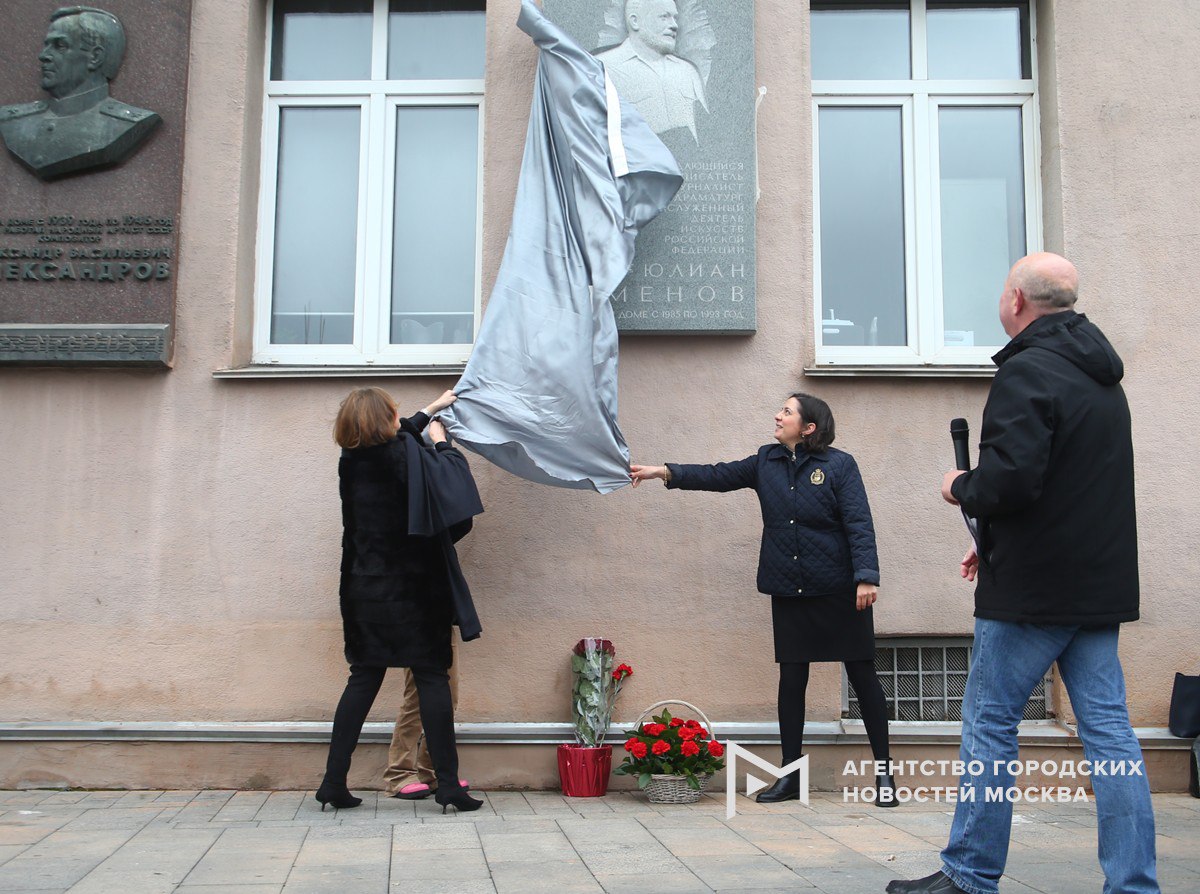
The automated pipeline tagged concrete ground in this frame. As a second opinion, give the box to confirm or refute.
[0,788,1196,894]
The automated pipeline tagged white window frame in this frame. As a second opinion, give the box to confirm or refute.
[811,0,1041,370]
[254,0,485,367]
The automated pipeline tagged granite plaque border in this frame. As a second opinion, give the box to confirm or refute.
[545,0,757,334]
[0,323,170,365]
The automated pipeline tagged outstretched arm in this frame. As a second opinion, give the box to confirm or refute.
[629,464,671,487]
[422,390,457,416]
[631,455,759,492]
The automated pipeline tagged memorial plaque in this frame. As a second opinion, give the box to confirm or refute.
[0,2,192,366]
[545,0,756,334]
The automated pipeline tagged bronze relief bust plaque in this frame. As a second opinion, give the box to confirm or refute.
[0,1,190,367]
[0,6,161,180]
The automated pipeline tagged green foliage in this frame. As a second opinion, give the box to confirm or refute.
[569,640,629,747]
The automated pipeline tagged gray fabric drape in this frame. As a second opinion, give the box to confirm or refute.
[441,0,682,494]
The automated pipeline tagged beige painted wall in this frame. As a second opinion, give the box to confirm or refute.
[2,0,1198,762]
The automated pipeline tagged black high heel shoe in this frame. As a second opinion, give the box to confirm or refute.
[315,781,363,811]
[434,788,483,814]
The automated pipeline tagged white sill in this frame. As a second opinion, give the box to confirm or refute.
[805,365,996,378]
[213,363,466,380]
[0,720,1188,749]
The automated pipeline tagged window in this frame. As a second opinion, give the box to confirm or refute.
[845,637,1051,721]
[255,0,485,366]
[811,1,1040,369]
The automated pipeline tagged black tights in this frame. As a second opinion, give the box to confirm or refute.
[324,664,461,793]
[778,660,891,771]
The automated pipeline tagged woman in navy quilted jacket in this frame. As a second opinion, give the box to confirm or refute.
[631,392,896,806]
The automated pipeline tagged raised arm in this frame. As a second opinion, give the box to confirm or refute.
[400,390,458,437]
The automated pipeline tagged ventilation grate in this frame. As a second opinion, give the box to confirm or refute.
[846,637,1050,722]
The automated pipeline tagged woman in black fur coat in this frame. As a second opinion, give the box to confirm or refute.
[317,387,482,814]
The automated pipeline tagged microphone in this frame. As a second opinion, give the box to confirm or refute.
[950,418,971,471]
[950,417,980,554]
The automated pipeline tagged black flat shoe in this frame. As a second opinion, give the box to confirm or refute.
[876,773,899,808]
[755,774,800,803]
[315,781,363,811]
[434,788,483,814]
[885,870,968,893]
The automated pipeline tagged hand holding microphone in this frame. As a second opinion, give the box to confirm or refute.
[950,417,971,470]
[942,418,970,504]
[947,417,981,557]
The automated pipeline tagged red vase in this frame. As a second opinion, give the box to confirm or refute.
[557,743,613,797]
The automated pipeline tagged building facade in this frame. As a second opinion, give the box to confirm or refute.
[1,0,1197,792]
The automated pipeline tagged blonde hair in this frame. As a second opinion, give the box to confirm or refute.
[333,387,397,449]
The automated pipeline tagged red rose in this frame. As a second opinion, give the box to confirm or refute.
[684,719,701,728]
[707,740,724,758]
[678,727,698,741]
[669,718,685,728]
[643,723,667,737]
[612,663,633,681]
[572,638,615,657]
[651,740,670,756]
[695,727,708,739]
[630,741,648,759]
[680,740,701,757]
[623,737,639,753]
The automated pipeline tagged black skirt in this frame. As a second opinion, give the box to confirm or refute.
[771,591,875,663]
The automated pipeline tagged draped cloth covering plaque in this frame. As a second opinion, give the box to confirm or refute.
[442,0,682,493]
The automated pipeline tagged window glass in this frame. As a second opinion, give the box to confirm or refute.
[938,107,1025,348]
[391,107,479,345]
[271,107,361,345]
[927,4,1027,79]
[818,107,907,346]
[388,0,486,79]
[271,0,373,81]
[811,6,910,80]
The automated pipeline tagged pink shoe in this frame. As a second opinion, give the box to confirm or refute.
[391,782,432,800]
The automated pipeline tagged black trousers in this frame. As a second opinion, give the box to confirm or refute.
[323,664,461,793]
[778,660,891,773]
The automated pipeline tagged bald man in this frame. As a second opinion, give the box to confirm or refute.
[888,254,1160,894]
[595,0,707,140]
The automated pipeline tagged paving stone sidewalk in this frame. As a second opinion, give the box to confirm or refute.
[0,789,1195,893]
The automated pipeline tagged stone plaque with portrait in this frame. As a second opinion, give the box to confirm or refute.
[0,1,192,366]
[545,0,756,334]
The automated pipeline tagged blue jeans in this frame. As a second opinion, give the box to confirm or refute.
[941,619,1159,894]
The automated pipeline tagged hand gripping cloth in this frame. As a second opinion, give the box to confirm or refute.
[442,0,682,493]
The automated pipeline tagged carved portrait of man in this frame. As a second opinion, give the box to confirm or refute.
[0,6,161,180]
[595,0,714,142]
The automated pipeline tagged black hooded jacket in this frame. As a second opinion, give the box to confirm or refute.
[951,311,1139,626]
